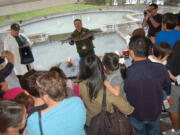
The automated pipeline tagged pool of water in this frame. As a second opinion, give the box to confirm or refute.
[31,32,127,70]
[22,11,132,35]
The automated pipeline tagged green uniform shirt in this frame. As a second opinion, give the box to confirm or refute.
[71,27,94,54]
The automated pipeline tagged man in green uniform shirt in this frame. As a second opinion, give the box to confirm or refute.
[69,19,95,59]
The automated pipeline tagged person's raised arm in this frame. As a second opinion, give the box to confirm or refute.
[0,52,14,80]
[147,11,161,28]
[142,15,148,28]
[108,92,134,115]
[68,33,75,45]
[104,80,120,96]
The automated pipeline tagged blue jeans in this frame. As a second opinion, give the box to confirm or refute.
[128,115,161,135]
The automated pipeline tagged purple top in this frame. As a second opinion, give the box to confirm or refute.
[124,59,170,121]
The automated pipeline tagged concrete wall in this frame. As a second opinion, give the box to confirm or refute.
[0,0,77,16]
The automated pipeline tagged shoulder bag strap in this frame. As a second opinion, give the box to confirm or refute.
[101,85,107,112]
[38,111,44,135]
[14,35,25,47]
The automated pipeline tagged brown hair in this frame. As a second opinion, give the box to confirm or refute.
[49,67,67,80]
[0,100,24,132]
[102,53,127,79]
[74,19,81,24]
[163,13,178,29]
[21,70,47,98]
[14,92,34,110]
[132,28,145,37]
[153,42,172,59]
[38,72,67,101]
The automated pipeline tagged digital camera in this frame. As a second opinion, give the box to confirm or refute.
[144,9,151,15]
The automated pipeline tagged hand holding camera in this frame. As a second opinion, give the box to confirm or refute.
[144,9,151,17]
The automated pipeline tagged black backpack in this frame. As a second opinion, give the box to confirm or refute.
[87,87,133,135]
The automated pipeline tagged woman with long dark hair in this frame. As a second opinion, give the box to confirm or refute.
[78,55,134,126]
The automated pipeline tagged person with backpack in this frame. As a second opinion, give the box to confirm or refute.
[78,55,134,132]
[4,23,33,86]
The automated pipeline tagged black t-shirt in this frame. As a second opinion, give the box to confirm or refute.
[167,40,180,76]
[147,14,162,37]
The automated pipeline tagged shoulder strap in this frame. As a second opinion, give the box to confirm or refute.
[101,86,107,112]
[14,35,25,47]
[38,111,44,135]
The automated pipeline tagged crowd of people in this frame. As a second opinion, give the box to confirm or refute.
[0,3,180,135]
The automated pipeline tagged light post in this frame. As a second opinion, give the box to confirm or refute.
[77,0,80,10]
[77,0,82,20]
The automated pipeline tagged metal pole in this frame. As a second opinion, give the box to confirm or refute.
[77,0,80,10]
[77,0,82,20]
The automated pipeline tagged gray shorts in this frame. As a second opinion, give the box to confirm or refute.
[168,85,180,112]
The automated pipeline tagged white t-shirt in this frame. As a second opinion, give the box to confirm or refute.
[148,55,162,64]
